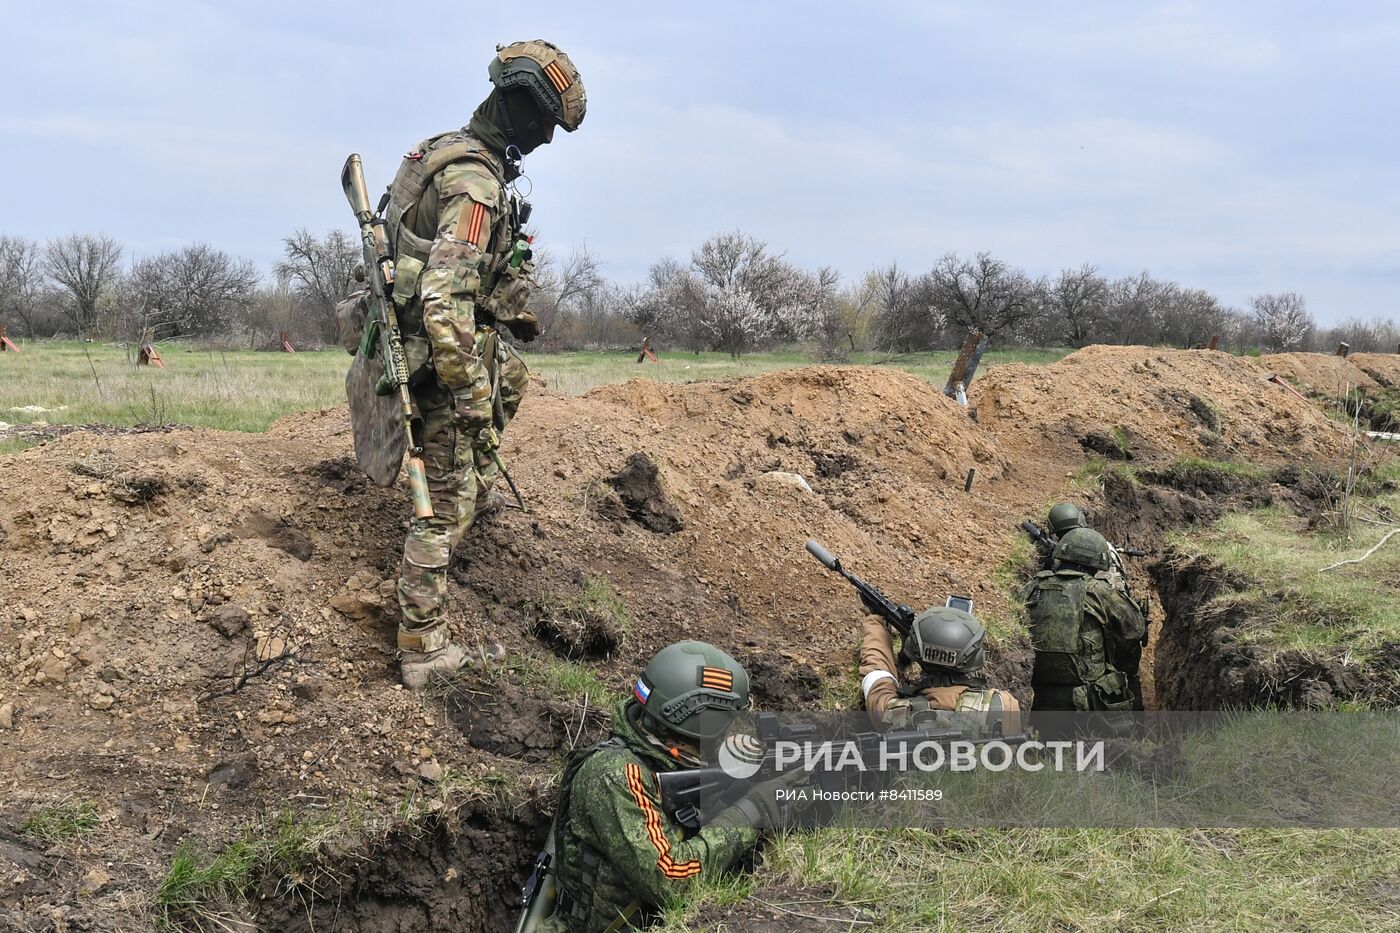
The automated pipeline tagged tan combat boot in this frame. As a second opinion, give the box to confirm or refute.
[474,488,508,519]
[398,626,472,690]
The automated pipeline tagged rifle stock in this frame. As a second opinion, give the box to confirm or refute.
[341,153,433,519]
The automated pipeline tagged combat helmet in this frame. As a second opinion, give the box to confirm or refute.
[906,606,986,676]
[490,40,587,131]
[1047,502,1087,536]
[632,641,749,741]
[1052,527,1112,573]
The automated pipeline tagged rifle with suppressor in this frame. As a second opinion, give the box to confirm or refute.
[805,540,915,640]
[340,153,432,519]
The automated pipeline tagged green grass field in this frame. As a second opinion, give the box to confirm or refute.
[0,341,1067,444]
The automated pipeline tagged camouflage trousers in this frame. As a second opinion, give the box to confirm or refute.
[396,334,529,649]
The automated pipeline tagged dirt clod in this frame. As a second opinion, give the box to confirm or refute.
[208,604,250,638]
[603,452,685,533]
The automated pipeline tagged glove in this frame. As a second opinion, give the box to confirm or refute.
[879,698,915,731]
[474,426,501,455]
[733,768,813,829]
[503,310,541,343]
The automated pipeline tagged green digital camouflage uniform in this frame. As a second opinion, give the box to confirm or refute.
[387,132,536,651]
[540,699,760,932]
[1022,569,1147,712]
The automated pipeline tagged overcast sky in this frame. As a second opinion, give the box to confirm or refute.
[5,1,1398,323]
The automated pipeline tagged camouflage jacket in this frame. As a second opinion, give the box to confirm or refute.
[1022,569,1145,706]
[541,699,758,933]
[385,128,532,392]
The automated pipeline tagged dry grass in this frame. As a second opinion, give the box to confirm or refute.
[0,342,1067,435]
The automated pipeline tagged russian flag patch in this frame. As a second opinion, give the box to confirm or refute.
[633,677,652,704]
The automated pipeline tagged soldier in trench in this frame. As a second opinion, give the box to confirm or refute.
[521,641,809,932]
[1022,528,1147,714]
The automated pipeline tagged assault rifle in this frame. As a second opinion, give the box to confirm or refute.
[340,154,432,519]
[659,712,1031,832]
[1018,520,1149,561]
[659,712,818,834]
[805,540,915,640]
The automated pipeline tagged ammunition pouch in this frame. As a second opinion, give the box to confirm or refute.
[335,288,371,355]
[391,255,425,310]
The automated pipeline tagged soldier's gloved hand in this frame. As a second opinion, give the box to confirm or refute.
[879,698,915,730]
[733,768,813,829]
[503,310,541,343]
[451,388,493,434]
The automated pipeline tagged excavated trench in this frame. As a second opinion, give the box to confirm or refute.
[243,459,1387,931]
[1091,466,1400,710]
[252,796,549,933]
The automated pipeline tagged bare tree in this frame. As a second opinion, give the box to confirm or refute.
[1103,272,1168,346]
[275,229,359,342]
[0,235,45,337]
[1159,286,1235,348]
[124,243,259,340]
[1250,291,1315,352]
[927,252,1036,337]
[45,234,123,335]
[1046,263,1110,347]
[870,263,938,352]
[535,245,606,335]
[1320,316,1400,354]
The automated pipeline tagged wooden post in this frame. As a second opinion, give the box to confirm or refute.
[0,324,17,352]
[279,330,296,353]
[944,330,984,398]
[1207,335,1219,351]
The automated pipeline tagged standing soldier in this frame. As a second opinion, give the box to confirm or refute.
[1023,528,1146,713]
[384,41,586,688]
[858,605,1021,736]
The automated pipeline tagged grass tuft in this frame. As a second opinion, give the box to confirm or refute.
[19,799,100,842]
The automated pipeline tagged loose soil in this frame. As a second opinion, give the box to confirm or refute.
[0,347,1367,930]
[1259,351,1378,397]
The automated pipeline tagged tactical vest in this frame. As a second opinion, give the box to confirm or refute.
[525,736,644,933]
[385,130,506,267]
[897,679,1014,739]
[1026,570,1101,683]
[1026,570,1132,711]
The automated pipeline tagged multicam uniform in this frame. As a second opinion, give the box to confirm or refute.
[540,700,759,932]
[384,130,535,651]
[858,614,1022,734]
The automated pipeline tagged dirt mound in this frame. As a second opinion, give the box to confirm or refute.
[1259,351,1378,396]
[1350,352,1400,389]
[974,346,1353,469]
[0,357,1371,929]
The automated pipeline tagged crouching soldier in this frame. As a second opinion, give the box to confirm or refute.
[858,603,1021,736]
[519,642,802,932]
